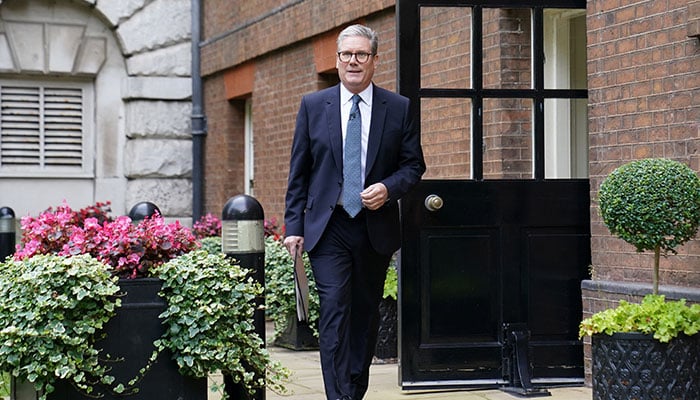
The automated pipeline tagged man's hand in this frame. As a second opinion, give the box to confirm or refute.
[360,183,388,210]
[284,235,304,255]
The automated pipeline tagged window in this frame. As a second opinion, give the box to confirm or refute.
[408,2,588,180]
[0,80,93,176]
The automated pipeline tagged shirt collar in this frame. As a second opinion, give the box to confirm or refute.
[340,83,373,107]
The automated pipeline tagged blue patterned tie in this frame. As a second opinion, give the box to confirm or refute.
[342,94,363,217]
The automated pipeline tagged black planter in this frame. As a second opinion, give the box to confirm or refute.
[374,297,397,360]
[49,278,206,400]
[591,332,700,400]
[274,313,319,350]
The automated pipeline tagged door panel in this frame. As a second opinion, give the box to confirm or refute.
[400,180,590,388]
[398,0,589,390]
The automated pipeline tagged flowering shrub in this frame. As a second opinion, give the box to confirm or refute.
[264,217,285,241]
[76,201,113,225]
[15,202,198,279]
[192,212,222,239]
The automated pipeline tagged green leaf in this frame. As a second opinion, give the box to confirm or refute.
[579,294,700,342]
[156,249,290,392]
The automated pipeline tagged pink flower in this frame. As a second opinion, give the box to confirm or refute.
[192,213,222,239]
[14,202,198,279]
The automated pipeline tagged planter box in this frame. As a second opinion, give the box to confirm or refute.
[375,297,397,360]
[274,314,319,350]
[592,332,700,400]
[48,278,206,400]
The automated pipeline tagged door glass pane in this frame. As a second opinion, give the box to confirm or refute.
[483,8,532,90]
[420,7,472,89]
[483,98,533,179]
[544,10,587,90]
[421,97,472,179]
[544,98,588,178]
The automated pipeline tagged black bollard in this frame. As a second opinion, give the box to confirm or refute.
[0,207,15,261]
[222,194,265,400]
[128,202,161,221]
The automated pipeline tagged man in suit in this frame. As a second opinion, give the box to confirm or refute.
[284,24,425,400]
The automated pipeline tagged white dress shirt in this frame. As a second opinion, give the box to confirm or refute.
[340,83,373,188]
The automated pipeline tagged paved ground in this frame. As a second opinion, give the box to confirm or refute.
[264,344,592,400]
[210,323,592,400]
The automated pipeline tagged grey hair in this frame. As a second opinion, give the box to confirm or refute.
[337,24,378,55]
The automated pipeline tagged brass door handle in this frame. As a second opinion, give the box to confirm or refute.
[424,194,443,212]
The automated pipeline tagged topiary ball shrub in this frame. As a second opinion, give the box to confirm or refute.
[598,158,700,293]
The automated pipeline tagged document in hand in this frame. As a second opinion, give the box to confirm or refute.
[293,248,310,322]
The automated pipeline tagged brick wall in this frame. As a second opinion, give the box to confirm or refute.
[201,0,394,77]
[202,74,246,213]
[587,0,700,290]
[201,3,396,219]
[251,43,320,219]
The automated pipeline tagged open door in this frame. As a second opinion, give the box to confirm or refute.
[397,0,590,391]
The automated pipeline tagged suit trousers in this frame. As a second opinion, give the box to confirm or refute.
[308,206,392,400]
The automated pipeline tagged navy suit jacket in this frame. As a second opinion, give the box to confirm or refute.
[284,84,425,255]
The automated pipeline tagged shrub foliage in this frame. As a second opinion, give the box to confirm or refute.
[0,254,121,399]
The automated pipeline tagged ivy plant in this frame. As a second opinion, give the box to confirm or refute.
[197,235,222,254]
[264,236,320,340]
[0,254,121,400]
[383,256,398,301]
[155,250,289,398]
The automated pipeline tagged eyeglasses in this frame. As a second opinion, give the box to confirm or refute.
[337,51,374,64]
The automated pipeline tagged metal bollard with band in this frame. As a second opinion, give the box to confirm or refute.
[222,194,266,400]
[0,207,15,261]
[128,201,161,221]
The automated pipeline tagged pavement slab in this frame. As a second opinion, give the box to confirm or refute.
[265,345,591,400]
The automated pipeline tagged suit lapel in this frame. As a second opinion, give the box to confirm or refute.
[326,85,343,173]
[365,89,386,177]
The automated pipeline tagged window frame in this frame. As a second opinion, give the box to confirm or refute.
[398,0,588,181]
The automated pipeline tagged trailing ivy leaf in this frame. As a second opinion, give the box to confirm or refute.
[156,250,289,398]
[0,254,120,400]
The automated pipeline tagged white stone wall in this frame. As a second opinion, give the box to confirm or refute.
[0,0,193,221]
[104,0,193,221]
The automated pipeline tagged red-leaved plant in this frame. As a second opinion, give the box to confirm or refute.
[15,202,198,279]
[264,217,285,241]
[192,212,222,239]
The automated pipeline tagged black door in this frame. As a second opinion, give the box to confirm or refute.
[397,0,590,390]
